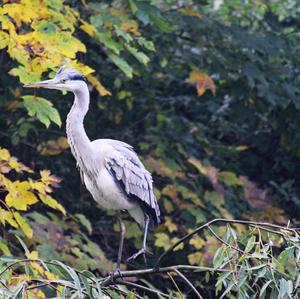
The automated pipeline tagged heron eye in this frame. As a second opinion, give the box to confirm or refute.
[61,79,67,83]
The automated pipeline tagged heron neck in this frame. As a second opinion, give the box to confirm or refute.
[66,87,93,171]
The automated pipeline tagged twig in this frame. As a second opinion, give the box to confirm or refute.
[109,284,144,299]
[208,225,244,254]
[173,269,203,299]
[167,272,184,299]
[101,265,230,286]
[118,280,174,299]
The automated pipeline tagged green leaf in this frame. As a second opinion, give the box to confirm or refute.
[259,280,273,298]
[125,45,150,65]
[245,235,256,253]
[54,260,83,298]
[137,37,155,51]
[279,278,293,298]
[128,0,138,14]
[22,95,61,128]
[9,66,41,84]
[114,26,133,43]
[108,53,133,78]
[218,171,244,186]
[75,213,92,235]
[150,14,173,33]
[95,32,123,54]
[213,247,226,268]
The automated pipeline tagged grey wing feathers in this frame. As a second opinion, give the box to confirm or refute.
[104,143,160,225]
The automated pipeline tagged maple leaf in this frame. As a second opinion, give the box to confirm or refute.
[0,147,32,173]
[38,136,69,156]
[164,216,178,233]
[5,181,38,211]
[189,235,205,249]
[186,68,216,96]
[40,170,61,187]
[188,252,202,265]
[22,95,61,128]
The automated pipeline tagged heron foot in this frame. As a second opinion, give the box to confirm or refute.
[109,266,123,283]
[126,247,146,263]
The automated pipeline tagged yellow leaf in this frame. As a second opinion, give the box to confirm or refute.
[5,181,38,211]
[163,198,174,213]
[40,170,61,187]
[154,232,171,251]
[14,212,33,238]
[69,61,95,77]
[0,148,32,173]
[186,68,216,96]
[38,136,69,156]
[45,270,57,280]
[27,290,46,299]
[80,21,97,37]
[144,157,177,179]
[0,30,9,49]
[25,250,39,260]
[0,148,10,161]
[178,6,203,19]
[121,20,141,36]
[236,145,248,151]
[30,181,51,195]
[188,157,207,175]
[171,237,184,251]
[39,194,66,215]
[189,235,205,249]
[0,209,19,228]
[0,240,12,256]
[87,74,112,96]
[188,252,202,265]
[25,251,45,274]
[164,216,177,233]
[218,171,244,186]
[3,3,37,27]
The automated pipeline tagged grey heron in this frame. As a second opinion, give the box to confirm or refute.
[24,66,161,272]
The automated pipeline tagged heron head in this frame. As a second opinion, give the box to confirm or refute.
[24,67,87,93]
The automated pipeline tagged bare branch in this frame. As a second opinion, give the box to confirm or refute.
[118,280,174,298]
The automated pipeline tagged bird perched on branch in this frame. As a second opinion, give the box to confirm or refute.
[25,66,160,272]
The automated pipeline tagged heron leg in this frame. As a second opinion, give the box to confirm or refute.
[127,214,150,263]
[114,215,126,275]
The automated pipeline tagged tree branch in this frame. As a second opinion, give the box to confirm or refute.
[118,280,174,299]
[154,218,300,268]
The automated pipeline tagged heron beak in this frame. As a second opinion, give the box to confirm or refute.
[24,79,58,89]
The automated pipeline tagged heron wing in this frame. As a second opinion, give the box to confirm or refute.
[104,142,160,225]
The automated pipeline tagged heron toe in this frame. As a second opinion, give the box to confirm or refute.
[109,266,123,283]
[126,247,147,262]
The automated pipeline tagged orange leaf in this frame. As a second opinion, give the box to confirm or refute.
[187,68,216,96]
[87,74,111,96]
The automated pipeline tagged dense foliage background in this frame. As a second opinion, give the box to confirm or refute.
[0,0,300,298]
